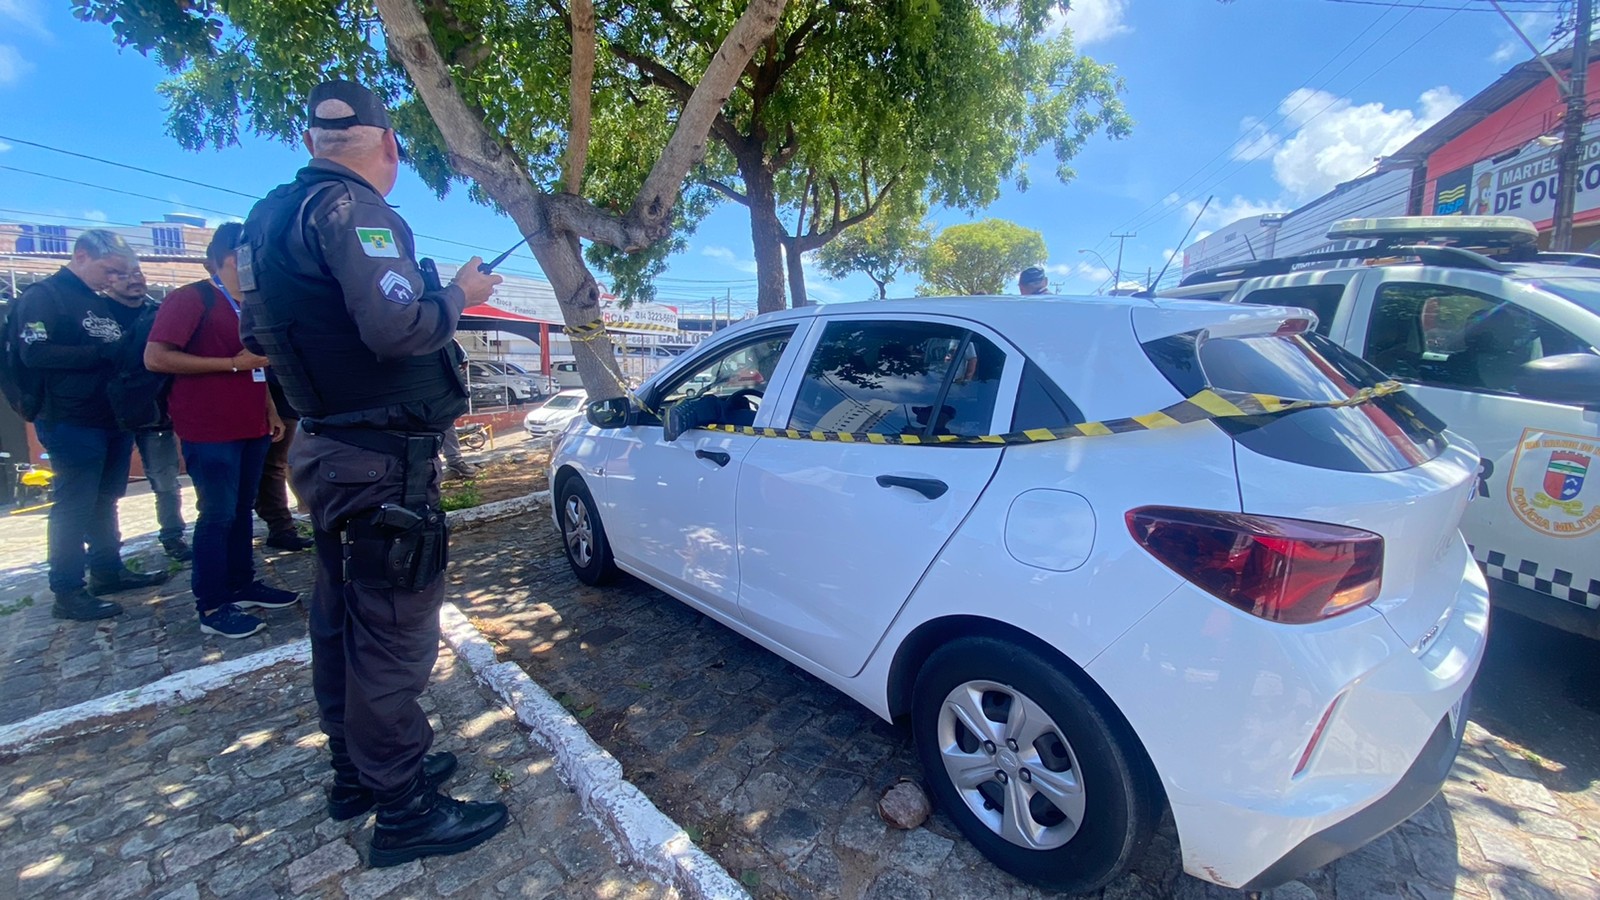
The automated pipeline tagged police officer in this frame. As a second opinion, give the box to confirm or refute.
[236,80,506,868]
[1018,266,1049,295]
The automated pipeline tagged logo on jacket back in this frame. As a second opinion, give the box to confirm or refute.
[81,312,123,342]
[357,227,400,258]
[20,321,46,344]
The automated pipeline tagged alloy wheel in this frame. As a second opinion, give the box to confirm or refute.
[564,495,594,567]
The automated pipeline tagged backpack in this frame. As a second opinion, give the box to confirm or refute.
[107,283,217,431]
[0,294,46,422]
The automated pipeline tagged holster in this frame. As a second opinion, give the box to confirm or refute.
[313,426,449,592]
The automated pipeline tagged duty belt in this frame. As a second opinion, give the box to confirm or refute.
[304,424,440,508]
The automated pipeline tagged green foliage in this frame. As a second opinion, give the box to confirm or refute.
[815,196,932,300]
[919,219,1047,296]
[439,483,482,511]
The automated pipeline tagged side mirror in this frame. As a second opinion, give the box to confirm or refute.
[664,394,722,442]
[1515,354,1600,409]
[586,396,634,429]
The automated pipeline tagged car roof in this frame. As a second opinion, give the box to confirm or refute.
[1503,262,1600,281]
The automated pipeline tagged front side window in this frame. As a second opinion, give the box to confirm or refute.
[788,321,1004,438]
[652,330,796,425]
[1364,283,1594,395]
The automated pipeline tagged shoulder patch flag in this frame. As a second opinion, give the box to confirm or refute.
[356,227,400,258]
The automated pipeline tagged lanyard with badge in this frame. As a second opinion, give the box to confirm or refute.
[213,277,267,382]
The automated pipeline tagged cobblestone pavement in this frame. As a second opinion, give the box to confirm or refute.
[443,517,1600,900]
[1,643,679,900]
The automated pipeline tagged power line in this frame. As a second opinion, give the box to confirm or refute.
[0,133,262,199]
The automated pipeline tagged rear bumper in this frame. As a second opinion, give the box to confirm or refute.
[1086,554,1488,888]
[1240,690,1468,890]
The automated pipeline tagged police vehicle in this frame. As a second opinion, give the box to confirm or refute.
[1165,216,1600,639]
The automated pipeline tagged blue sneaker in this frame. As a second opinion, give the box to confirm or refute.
[233,581,301,610]
[199,603,266,639]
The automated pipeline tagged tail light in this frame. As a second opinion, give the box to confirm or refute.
[1126,506,1383,624]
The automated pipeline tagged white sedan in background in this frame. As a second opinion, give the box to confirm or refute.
[523,389,588,438]
[549,296,1488,893]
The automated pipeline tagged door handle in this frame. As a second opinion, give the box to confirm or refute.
[695,449,731,467]
[876,474,948,500]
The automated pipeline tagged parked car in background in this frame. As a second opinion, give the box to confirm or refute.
[525,389,588,438]
[496,360,558,398]
[551,295,1487,893]
[551,360,583,391]
[467,360,536,406]
[1164,215,1600,639]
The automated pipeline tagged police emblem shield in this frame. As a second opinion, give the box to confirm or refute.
[1544,451,1589,503]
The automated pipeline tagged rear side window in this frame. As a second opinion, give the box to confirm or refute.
[1144,329,1447,473]
[789,321,1003,437]
[1237,285,1345,336]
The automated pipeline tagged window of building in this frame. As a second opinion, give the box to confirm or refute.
[151,226,184,252]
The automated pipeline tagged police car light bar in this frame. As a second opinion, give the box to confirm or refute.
[1327,215,1539,246]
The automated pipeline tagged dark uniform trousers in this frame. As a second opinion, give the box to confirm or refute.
[290,428,444,795]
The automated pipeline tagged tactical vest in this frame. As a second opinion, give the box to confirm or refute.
[237,167,466,429]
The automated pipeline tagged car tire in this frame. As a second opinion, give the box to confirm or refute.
[557,478,618,586]
[911,637,1158,894]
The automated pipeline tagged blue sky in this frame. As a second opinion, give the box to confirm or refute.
[0,0,1561,316]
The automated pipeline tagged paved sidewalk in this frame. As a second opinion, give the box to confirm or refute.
[0,643,679,900]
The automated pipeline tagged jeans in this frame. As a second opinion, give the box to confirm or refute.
[256,419,299,536]
[134,429,185,544]
[182,436,271,615]
[36,421,134,595]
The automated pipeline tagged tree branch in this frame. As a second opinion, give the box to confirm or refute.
[794,171,901,252]
[773,10,824,81]
[612,47,744,149]
[792,168,813,235]
[772,123,800,169]
[563,0,595,194]
[626,0,788,235]
[704,177,750,206]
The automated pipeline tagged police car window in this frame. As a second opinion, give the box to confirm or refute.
[657,330,795,413]
[1522,277,1600,317]
[788,321,1003,438]
[1365,283,1594,395]
[1237,285,1344,336]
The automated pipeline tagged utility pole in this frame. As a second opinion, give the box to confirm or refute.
[1553,0,1593,251]
[1109,232,1136,290]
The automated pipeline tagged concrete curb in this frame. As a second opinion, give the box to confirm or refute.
[438,603,748,900]
[446,489,551,529]
[0,638,312,755]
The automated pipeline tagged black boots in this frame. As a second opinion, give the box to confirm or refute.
[327,750,460,821]
[88,567,169,596]
[51,588,123,621]
[369,776,509,869]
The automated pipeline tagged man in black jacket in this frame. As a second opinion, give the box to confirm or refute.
[105,262,192,562]
[14,230,167,620]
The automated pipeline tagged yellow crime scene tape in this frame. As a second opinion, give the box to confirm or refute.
[701,381,1410,446]
[559,318,1411,447]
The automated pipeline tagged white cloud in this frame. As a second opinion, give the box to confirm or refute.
[701,245,736,262]
[1184,194,1285,230]
[0,0,49,37]
[1046,0,1131,46]
[1162,248,1176,262]
[82,210,108,222]
[1163,192,1181,207]
[1492,12,1562,65]
[1231,116,1280,162]
[1265,86,1461,201]
[1045,263,1074,277]
[0,45,32,87]
[0,140,10,152]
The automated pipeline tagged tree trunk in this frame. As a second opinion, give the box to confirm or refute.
[783,237,809,307]
[744,160,788,314]
[871,274,888,301]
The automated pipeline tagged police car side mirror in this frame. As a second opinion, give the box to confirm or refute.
[1515,354,1600,410]
[586,397,634,430]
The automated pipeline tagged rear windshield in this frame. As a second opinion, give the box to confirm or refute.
[545,395,584,409]
[1143,330,1448,473]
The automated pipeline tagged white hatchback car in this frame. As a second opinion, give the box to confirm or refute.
[523,389,588,437]
[549,296,1488,892]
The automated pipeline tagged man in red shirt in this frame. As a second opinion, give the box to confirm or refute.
[145,224,299,638]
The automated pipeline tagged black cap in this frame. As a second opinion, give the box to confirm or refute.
[308,79,393,131]
[1019,266,1048,286]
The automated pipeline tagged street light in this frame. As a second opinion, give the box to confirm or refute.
[1078,249,1115,294]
